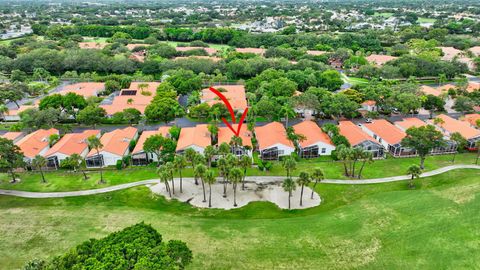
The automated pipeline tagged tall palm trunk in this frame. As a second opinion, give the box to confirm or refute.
[342,161,348,176]
[40,169,46,183]
[310,180,318,199]
[352,160,357,178]
[9,168,16,183]
[357,160,367,179]
[420,156,426,169]
[288,191,291,209]
[171,175,175,194]
[179,170,183,193]
[201,179,206,202]
[242,169,246,190]
[222,175,227,198]
[165,181,171,197]
[208,183,212,208]
[233,183,237,207]
[451,151,457,163]
[299,184,304,206]
[96,149,104,184]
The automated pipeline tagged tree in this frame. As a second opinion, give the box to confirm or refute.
[357,151,373,179]
[319,69,343,91]
[401,125,445,169]
[406,164,422,188]
[218,142,231,157]
[165,161,175,194]
[145,97,182,123]
[336,144,352,176]
[311,168,325,199]
[239,155,251,190]
[144,134,167,165]
[476,141,480,165]
[217,157,229,198]
[0,138,25,183]
[69,153,88,180]
[158,166,172,197]
[29,223,192,269]
[282,156,297,178]
[194,164,207,203]
[280,103,296,128]
[77,105,106,127]
[423,94,445,119]
[229,167,243,207]
[87,135,104,184]
[296,172,311,206]
[31,155,47,183]
[450,132,467,163]
[49,134,60,147]
[207,123,219,143]
[122,108,141,125]
[282,178,296,210]
[204,169,216,208]
[203,145,216,168]
[173,155,187,193]
[453,96,474,113]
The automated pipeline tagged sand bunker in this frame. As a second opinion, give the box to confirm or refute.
[149,179,321,210]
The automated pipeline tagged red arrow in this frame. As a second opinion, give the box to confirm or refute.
[208,86,249,137]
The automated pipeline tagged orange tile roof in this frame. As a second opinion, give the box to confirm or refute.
[217,124,252,147]
[293,121,333,148]
[363,119,406,145]
[420,85,443,97]
[462,114,480,127]
[132,127,170,154]
[87,127,138,157]
[469,46,480,57]
[467,82,480,93]
[58,82,105,97]
[338,120,377,146]
[433,114,480,140]
[126,43,150,51]
[45,130,100,157]
[201,85,247,111]
[394,118,427,131]
[439,46,463,61]
[235,48,265,55]
[362,100,376,106]
[366,54,397,66]
[1,132,23,141]
[255,122,294,150]
[175,46,217,55]
[100,82,161,115]
[176,124,211,151]
[78,42,108,49]
[437,84,456,91]
[16,128,59,158]
[306,50,326,56]
[5,105,36,116]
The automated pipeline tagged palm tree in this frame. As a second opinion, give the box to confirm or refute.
[336,144,350,176]
[229,135,243,154]
[173,155,187,193]
[280,103,296,128]
[476,141,480,165]
[0,104,9,117]
[31,155,47,183]
[282,178,296,210]
[217,157,229,198]
[192,153,205,185]
[357,151,373,179]
[282,156,297,178]
[229,168,243,207]
[157,167,171,197]
[449,132,466,163]
[218,142,231,157]
[87,135,104,184]
[208,122,219,144]
[406,164,422,189]
[203,169,216,208]
[70,153,87,180]
[311,168,324,199]
[239,155,251,190]
[351,147,364,177]
[194,164,207,202]
[165,161,175,194]
[203,145,216,168]
[296,172,311,206]
[184,148,197,168]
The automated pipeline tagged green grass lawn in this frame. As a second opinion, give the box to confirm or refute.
[0,153,477,192]
[342,73,369,85]
[0,168,479,269]
[418,17,436,23]
[159,40,230,50]
[374,12,394,18]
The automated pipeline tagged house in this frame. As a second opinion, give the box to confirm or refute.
[15,128,59,163]
[201,85,248,112]
[175,46,217,55]
[360,100,377,112]
[365,54,397,66]
[217,124,253,157]
[131,127,170,165]
[3,105,36,121]
[469,46,480,57]
[255,122,295,160]
[430,114,480,150]
[467,82,480,93]
[100,82,161,115]
[438,47,463,61]
[338,121,384,158]
[462,114,480,128]
[175,124,211,155]
[58,82,105,98]
[85,127,138,167]
[420,85,443,97]
[0,132,24,143]
[293,121,335,158]
[235,48,266,55]
[361,119,416,157]
[44,130,101,169]
[78,42,108,50]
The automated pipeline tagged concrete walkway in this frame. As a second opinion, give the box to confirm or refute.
[0,165,478,198]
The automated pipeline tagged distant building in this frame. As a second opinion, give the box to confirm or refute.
[15,128,59,163]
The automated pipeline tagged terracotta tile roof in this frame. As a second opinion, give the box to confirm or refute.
[175,46,217,55]
[174,56,222,62]
[78,42,108,49]
[201,85,247,111]
[467,82,480,93]
[132,127,170,154]
[462,114,480,127]
[338,120,377,146]
[306,50,326,56]
[45,130,100,157]
[366,54,397,66]
[437,84,456,91]
[438,46,463,61]
[16,128,59,158]
[87,127,138,157]
[129,53,145,62]
[469,46,480,57]
[362,100,376,106]
[420,85,443,97]
[255,122,294,150]
[293,121,333,148]
[235,48,265,55]
[58,82,104,97]
[218,124,252,147]
[363,119,406,145]
[1,132,24,141]
[176,124,211,151]
[126,44,150,51]
[5,105,36,116]
[394,118,427,131]
[432,114,480,140]
[100,82,161,115]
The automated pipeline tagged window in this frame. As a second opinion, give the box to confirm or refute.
[321,148,326,153]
